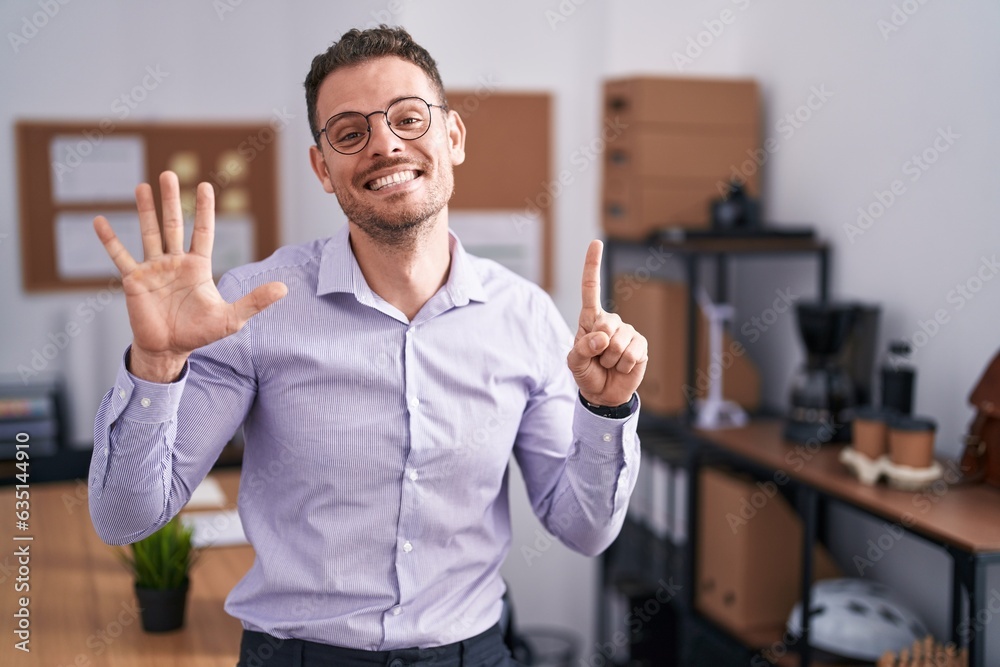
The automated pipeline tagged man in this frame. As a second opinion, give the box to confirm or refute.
[90,25,646,667]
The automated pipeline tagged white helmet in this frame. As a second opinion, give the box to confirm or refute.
[786,578,929,661]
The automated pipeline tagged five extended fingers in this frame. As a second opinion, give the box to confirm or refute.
[95,171,220,271]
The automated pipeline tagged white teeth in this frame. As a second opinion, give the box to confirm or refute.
[369,170,417,191]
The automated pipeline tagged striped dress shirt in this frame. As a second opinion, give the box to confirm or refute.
[89,225,640,650]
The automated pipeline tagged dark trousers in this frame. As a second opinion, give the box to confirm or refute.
[236,623,522,667]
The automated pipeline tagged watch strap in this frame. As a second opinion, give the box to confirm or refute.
[580,393,636,420]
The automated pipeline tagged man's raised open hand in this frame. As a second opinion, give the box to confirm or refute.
[93,171,287,383]
[566,239,647,408]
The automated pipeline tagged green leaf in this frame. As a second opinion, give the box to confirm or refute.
[116,517,198,590]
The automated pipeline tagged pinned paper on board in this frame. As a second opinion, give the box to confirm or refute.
[53,211,254,280]
[49,135,146,204]
[444,91,552,290]
[55,211,141,279]
[449,210,543,285]
[18,121,281,291]
[213,216,255,275]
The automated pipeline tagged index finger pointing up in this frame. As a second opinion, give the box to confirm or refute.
[581,239,604,311]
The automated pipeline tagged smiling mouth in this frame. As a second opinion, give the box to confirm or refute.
[366,170,421,191]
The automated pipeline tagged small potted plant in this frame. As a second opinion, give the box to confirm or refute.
[118,516,199,632]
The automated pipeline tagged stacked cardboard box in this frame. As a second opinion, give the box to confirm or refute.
[602,76,760,240]
[696,467,841,633]
[613,276,760,415]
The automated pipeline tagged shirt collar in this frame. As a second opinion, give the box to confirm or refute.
[316,225,488,307]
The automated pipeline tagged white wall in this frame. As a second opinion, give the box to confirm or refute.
[3,0,998,660]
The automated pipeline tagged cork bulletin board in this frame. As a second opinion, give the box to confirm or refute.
[445,91,552,291]
[17,97,550,293]
[16,121,280,292]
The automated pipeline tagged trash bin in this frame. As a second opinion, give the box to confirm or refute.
[518,627,579,667]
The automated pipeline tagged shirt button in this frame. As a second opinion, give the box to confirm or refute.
[118,389,126,399]
[391,606,402,617]
[104,447,109,455]
[602,433,612,442]
[408,470,419,482]
[140,397,152,408]
[402,541,413,553]
[409,397,419,409]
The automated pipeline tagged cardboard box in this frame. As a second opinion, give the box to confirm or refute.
[601,76,760,239]
[613,278,760,415]
[606,131,761,181]
[696,467,841,632]
[604,77,759,129]
[604,176,755,241]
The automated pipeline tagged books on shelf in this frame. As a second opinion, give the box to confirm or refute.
[0,382,63,461]
[630,431,688,545]
[0,396,54,420]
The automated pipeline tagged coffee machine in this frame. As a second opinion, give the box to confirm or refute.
[784,302,880,443]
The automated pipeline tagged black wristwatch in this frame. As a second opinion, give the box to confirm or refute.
[580,393,636,420]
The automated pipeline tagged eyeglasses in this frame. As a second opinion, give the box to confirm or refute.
[315,96,448,155]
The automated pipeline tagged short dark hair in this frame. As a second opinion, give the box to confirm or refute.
[304,25,446,145]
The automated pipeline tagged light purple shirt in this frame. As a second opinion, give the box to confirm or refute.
[89,226,640,650]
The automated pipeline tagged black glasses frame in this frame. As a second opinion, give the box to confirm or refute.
[315,96,448,155]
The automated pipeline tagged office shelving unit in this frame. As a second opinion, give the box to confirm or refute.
[598,233,1000,666]
[599,232,1000,667]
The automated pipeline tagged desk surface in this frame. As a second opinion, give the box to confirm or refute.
[695,420,1000,553]
[0,469,252,666]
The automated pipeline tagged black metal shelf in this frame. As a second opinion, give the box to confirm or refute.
[603,231,829,422]
[599,231,835,666]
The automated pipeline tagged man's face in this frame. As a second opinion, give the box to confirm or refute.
[309,56,465,246]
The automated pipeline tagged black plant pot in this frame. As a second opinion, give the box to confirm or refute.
[135,579,189,632]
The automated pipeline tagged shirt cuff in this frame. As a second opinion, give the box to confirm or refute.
[572,393,641,453]
[113,347,189,424]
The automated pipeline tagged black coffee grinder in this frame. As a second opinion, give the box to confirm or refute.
[784,302,879,443]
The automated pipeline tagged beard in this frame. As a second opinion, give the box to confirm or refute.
[333,155,454,250]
